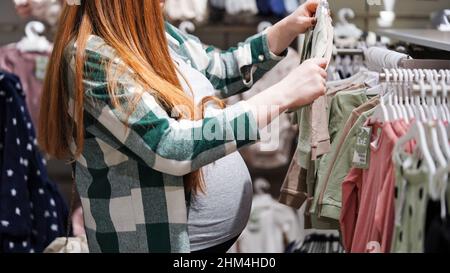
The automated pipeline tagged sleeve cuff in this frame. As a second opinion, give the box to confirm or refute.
[261,29,288,62]
[227,101,261,148]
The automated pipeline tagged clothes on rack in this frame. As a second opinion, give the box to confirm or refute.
[336,68,450,253]
[209,0,299,17]
[290,233,345,253]
[13,0,61,26]
[229,192,302,253]
[280,71,378,229]
[165,0,209,23]
[298,0,334,160]
[364,47,410,72]
[0,45,51,134]
[0,71,68,253]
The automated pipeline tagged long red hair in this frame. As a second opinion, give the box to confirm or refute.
[39,0,221,193]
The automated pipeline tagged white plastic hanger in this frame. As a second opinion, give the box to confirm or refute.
[440,70,450,121]
[434,70,449,122]
[370,70,391,123]
[334,8,363,40]
[414,69,428,122]
[16,21,52,53]
[179,20,196,34]
[391,69,406,121]
[396,69,409,122]
[386,69,399,120]
[425,70,439,120]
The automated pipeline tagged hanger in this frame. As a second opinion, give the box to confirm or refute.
[434,70,449,122]
[391,69,406,121]
[16,21,52,53]
[399,69,414,120]
[254,178,271,196]
[178,20,196,34]
[440,70,450,121]
[334,8,363,40]
[386,69,399,121]
[414,69,428,122]
[370,69,391,123]
[424,70,439,120]
[394,121,437,199]
[398,69,413,122]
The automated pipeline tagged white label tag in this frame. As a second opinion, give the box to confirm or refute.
[352,126,372,169]
[35,56,49,81]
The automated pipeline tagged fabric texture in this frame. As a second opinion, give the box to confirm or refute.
[391,152,429,253]
[0,71,68,253]
[314,96,379,221]
[340,121,402,253]
[229,194,301,253]
[0,45,51,135]
[425,199,450,253]
[67,22,285,253]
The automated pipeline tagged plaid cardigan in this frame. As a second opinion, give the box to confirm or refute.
[66,22,285,253]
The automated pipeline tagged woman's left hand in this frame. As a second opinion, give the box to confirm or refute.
[286,0,320,35]
[267,0,320,56]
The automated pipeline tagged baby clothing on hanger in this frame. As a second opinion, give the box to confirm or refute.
[0,71,68,253]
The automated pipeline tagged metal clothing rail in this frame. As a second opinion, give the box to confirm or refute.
[333,48,365,56]
[378,68,450,94]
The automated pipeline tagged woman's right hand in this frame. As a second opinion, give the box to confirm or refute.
[247,58,327,128]
[278,57,328,110]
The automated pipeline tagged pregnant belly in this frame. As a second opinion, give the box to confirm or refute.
[187,152,253,251]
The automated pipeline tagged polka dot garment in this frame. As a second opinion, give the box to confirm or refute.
[0,71,68,253]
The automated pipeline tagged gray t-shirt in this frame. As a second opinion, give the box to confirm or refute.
[171,50,253,251]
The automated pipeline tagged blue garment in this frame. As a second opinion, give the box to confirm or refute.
[257,0,272,15]
[269,0,287,17]
[0,71,68,253]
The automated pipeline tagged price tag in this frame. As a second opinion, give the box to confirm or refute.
[35,55,49,81]
[352,126,372,169]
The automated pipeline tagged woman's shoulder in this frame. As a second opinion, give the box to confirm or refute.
[64,35,119,64]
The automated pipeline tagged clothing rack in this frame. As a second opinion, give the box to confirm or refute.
[378,68,450,94]
[333,48,365,56]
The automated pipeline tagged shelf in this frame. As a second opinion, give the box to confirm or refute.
[377,29,450,52]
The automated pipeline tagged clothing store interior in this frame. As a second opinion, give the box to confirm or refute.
[0,0,450,254]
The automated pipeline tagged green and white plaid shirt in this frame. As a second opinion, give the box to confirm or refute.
[66,22,285,253]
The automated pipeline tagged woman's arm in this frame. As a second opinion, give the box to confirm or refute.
[165,0,320,100]
[77,47,326,177]
[166,23,286,99]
